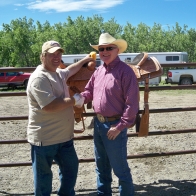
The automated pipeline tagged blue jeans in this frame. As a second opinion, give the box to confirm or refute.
[94,117,134,196]
[31,139,78,196]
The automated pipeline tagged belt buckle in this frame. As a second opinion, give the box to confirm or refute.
[97,114,105,123]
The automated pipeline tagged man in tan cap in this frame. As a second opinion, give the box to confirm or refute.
[26,40,93,196]
[81,33,139,195]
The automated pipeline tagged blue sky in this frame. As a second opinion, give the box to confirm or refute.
[0,0,195,30]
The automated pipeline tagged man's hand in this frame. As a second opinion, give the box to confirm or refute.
[107,127,120,140]
[73,93,84,108]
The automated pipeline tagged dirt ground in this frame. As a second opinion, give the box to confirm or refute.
[0,90,196,196]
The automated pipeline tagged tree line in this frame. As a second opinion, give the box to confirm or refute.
[0,15,196,67]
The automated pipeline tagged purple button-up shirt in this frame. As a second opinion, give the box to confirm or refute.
[81,56,139,131]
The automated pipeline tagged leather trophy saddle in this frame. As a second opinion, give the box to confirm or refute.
[58,60,67,69]
[60,53,162,136]
[66,62,96,133]
[127,52,163,137]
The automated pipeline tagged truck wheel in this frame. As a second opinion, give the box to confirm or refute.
[180,78,192,85]
[24,80,28,89]
[8,84,16,90]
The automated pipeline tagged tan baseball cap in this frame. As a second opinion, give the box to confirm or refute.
[42,40,64,53]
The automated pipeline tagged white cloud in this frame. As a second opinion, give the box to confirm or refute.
[0,0,28,6]
[26,0,125,12]
[14,4,25,6]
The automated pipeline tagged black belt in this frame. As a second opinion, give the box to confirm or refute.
[96,114,121,123]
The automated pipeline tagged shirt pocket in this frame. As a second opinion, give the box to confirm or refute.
[106,77,122,91]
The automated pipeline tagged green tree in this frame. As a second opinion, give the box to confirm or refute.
[186,28,196,62]
[122,22,137,52]
[0,15,196,67]
[1,17,36,67]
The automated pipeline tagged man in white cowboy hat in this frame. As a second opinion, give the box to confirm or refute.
[81,33,139,195]
[26,40,93,196]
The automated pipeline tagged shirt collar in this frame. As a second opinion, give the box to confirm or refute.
[103,56,121,71]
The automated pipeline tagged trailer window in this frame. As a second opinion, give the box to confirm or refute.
[125,58,132,63]
[74,58,82,63]
[166,56,179,61]
[182,54,188,63]
[96,59,101,67]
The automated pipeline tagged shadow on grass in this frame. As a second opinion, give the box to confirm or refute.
[0,178,195,196]
[0,86,26,92]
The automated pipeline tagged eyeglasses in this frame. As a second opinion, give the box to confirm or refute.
[98,47,117,52]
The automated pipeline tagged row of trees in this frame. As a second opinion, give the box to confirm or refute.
[0,15,196,67]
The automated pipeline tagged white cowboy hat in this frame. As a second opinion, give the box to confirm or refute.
[90,33,127,54]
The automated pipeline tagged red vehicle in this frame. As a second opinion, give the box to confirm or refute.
[0,71,31,89]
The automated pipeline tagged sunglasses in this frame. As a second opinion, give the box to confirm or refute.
[98,47,117,52]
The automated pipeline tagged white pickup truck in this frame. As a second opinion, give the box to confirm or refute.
[165,68,196,85]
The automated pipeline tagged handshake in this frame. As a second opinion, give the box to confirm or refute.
[73,93,85,108]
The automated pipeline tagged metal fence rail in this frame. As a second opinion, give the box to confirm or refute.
[0,66,196,167]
